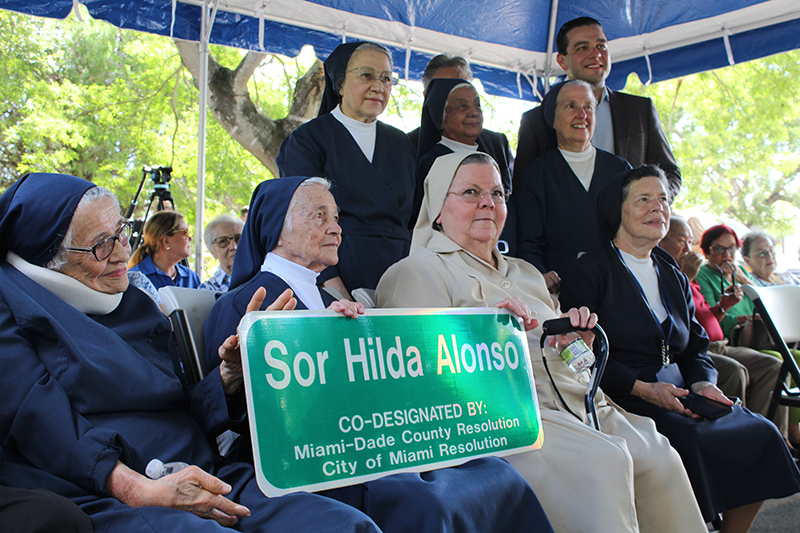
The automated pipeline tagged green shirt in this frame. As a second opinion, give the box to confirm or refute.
[694,263,755,339]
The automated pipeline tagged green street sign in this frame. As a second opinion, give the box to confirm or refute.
[239,307,542,497]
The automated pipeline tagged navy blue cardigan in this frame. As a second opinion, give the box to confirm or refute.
[276,114,415,291]
[560,244,716,397]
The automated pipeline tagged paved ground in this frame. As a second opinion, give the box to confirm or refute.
[751,492,800,532]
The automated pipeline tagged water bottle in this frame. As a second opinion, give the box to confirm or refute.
[146,458,189,480]
[557,332,595,374]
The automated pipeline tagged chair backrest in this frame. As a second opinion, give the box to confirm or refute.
[743,284,800,344]
[352,288,376,308]
[159,287,219,383]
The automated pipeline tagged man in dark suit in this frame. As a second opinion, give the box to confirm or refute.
[513,17,681,195]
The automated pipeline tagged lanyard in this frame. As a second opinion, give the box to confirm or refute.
[612,244,673,366]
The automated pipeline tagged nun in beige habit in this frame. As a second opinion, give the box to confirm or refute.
[375,151,707,533]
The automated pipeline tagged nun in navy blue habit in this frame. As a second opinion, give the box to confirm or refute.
[0,173,384,532]
[204,177,348,373]
[204,176,555,533]
[276,41,416,294]
[560,166,800,527]
[514,80,630,285]
[415,77,517,256]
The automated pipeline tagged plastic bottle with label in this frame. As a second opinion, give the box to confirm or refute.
[556,332,595,374]
[146,459,189,480]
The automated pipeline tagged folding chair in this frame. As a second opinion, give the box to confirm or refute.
[742,284,800,421]
[159,286,219,386]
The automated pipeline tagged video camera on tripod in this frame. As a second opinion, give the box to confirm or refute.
[125,165,176,252]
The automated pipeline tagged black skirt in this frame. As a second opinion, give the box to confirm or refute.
[615,396,800,521]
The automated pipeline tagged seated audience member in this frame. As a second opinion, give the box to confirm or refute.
[199,214,244,292]
[560,166,800,530]
[659,216,787,437]
[277,41,415,295]
[376,152,707,533]
[693,224,755,342]
[128,210,201,289]
[1,484,95,533]
[204,176,553,533]
[127,264,162,304]
[743,231,800,286]
[0,173,386,532]
[416,77,517,255]
[514,80,630,293]
[741,230,800,445]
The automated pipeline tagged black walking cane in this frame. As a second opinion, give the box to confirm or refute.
[539,318,609,430]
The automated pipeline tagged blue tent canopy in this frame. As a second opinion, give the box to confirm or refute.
[2,0,800,101]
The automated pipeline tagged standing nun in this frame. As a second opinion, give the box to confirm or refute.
[277,42,416,295]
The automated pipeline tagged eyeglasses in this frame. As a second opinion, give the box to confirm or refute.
[447,188,510,205]
[754,248,776,259]
[710,245,737,256]
[65,220,133,261]
[346,66,399,87]
[212,233,241,248]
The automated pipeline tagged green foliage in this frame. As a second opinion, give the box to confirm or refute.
[0,10,304,249]
[623,50,800,237]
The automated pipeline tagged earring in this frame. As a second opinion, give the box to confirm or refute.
[166,246,171,250]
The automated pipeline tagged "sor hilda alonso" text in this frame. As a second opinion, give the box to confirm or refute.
[261,334,522,389]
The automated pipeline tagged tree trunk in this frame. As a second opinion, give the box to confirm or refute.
[174,40,324,178]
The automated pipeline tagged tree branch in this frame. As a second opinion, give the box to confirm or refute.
[173,39,324,177]
[234,51,269,93]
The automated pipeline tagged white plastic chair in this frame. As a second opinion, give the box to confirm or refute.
[159,286,219,385]
[742,284,800,420]
[352,288,376,308]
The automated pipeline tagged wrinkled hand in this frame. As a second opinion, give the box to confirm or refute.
[678,252,703,281]
[691,381,733,406]
[108,463,250,527]
[632,380,691,415]
[543,271,561,294]
[550,306,597,348]
[719,285,743,310]
[328,299,365,318]
[493,297,540,331]
[219,288,297,395]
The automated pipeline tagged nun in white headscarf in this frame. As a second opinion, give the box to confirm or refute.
[376,151,708,533]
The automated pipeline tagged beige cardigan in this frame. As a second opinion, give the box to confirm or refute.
[376,231,603,422]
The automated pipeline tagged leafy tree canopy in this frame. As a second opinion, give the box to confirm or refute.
[625,50,800,238]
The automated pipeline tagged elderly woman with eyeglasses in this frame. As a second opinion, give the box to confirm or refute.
[694,224,755,343]
[0,173,390,533]
[277,42,415,297]
[128,210,201,290]
[199,214,244,293]
[741,231,800,447]
[742,231,800,287]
